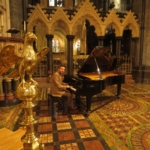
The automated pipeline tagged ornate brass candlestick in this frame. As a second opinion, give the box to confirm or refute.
[16,32,49,150]
[17,80,42,149]
[0,31,49,149]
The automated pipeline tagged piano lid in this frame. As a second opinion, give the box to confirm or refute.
[78,46,124,73]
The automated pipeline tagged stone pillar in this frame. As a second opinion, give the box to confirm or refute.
[132,0,146,83]
[22,0,28,21]
[12,77,20,98]
[131,37,138,66]
[138,1,146,69]
[116,37,122,57]
[0,77,5,101]
[5,78,14,100]
[66,35,75,75]
[45,34,54,73]
[97,36,105,47]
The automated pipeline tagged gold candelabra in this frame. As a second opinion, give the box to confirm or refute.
[16,32,49,149]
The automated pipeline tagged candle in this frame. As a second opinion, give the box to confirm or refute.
[1,15,3,26]
[24,21,26,31]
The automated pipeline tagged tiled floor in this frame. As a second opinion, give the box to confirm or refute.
[14,82,150,150]
[36,100,110,150]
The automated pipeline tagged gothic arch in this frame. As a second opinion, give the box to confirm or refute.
[50,19,70,35]
[28,18,49,52]
[104,22,121,37]
[28,18,49,33]
[122,11,139,37]
[123,23,139,38]
[71,14,102,36]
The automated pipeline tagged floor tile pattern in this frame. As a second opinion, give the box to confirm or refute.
[90,83,150,150]
[13,83,150,150]
[36,101,110,150]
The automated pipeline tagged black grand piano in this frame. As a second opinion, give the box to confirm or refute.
[64,46,125,115]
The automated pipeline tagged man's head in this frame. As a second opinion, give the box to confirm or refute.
[58,64,66,75]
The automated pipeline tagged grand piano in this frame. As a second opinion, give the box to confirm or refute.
[64,46,125,115]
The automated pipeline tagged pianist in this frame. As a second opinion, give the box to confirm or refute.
[50,64,77,113]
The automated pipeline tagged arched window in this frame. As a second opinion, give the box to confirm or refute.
[109,0,127,11]
[55,39,60,52]
[49,0,55,6]
[76,39,80,55]
[52,39,60,52]
[74,0,78,6]
[49,0,63,7]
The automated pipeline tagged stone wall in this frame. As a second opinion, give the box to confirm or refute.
[132,0,150,83]
[9,0,23,38]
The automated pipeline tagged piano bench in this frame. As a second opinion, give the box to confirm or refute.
[48,94,67,115]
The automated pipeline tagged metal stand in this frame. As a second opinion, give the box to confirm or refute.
[17,80,44,150]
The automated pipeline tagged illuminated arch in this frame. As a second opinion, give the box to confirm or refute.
[50,19,70,35]
[71,14,102,36]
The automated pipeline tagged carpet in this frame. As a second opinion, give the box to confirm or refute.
[89,83,150,150]
[0,103,22,130]
[1,83,150,150]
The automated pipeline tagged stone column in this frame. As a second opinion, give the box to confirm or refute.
[12,77,20,98]
[45,34,54,73]
[116,37,122,57]
[66,35,75,75]
[97,36,105,47]
[139,1,146,69]
[0,77,5,101]
[5,78,14,100]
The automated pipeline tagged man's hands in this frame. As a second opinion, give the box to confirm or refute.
[66,85,73,88]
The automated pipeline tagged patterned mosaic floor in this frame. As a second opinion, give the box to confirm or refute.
[90,83,150,150]
[14,83,150,150]
[35,101,110,150]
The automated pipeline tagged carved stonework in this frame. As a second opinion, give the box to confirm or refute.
[27,0,139,38]
[0,4,6,14]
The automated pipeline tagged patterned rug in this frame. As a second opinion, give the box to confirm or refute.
[89,83,150,150]
[1,83,150,150]
[0,104,22,130]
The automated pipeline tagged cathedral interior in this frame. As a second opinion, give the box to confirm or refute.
[0,0,150,150]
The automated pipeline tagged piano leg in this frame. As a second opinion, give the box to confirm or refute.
[117,83,121,96]
[75,94,92,116]
[75,94,81,107]
[85,95,93,116]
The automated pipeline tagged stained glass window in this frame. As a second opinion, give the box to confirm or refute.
[52,39,60,52]
[56,0,63,7]
[49,0,63,7]
[49,0,54,6]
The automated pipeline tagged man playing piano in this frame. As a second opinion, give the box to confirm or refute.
[50,64,77,113]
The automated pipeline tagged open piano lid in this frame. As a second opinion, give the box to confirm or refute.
[78,46,124,73]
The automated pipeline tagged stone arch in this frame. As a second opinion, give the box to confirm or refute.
[28,18,49,33]
[124,23,139,38]
[28,18,49,51]
[104,22,121,37]
[50,19,70,35]
[71,14,102,36]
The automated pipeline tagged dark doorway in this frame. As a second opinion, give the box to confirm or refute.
[86,20,98,54]
[121,29,132,56]
[103,26,116,55]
